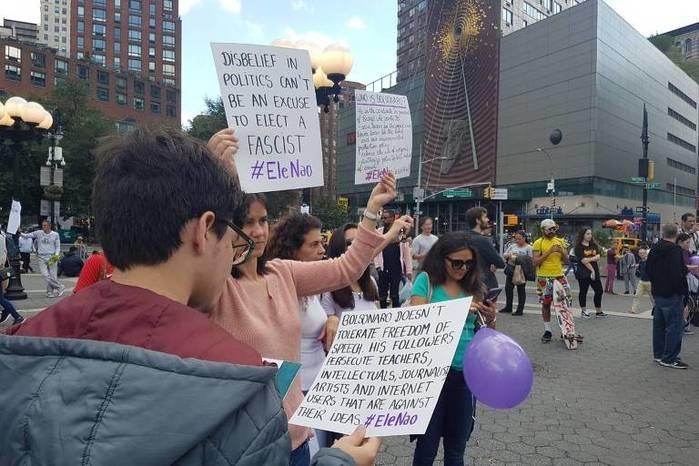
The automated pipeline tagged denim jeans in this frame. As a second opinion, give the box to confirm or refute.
[413,369,476,466]
[0,285,21,320]
[289,441,310,466]
[652,294,684,363]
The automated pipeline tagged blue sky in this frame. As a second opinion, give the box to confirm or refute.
[179,0,398,125]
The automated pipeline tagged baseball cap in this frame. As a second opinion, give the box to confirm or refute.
[541,219,557,230]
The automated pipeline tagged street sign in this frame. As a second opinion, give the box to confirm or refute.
[444,189,473,199]
[635,206,649,214]
[631,177,646,183]
[492,188,508,200]
[646,182,660,189]
[413,187,425,201]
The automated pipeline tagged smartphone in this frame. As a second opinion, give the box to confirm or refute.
[484,287,503,305]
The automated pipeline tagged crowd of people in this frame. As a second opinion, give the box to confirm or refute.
[0,125,696,466]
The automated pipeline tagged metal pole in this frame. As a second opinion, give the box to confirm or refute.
[673,176,677,222]
[641,104,649,242]
[415,144,423,234]
[498,201,505,256]
[50,139,55,226]
[460,55,478,170]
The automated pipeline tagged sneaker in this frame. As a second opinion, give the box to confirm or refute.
[512,311,524,316]
[12,316,25,325]
[56,285,66,297]
[581,309,592,319]
[47,291,56,298]
[498,308,512,314]
[684,326,695,335]
[659,359,689,369]
[595,311,608,318]
[653,358,662,363]
[0,311,8,324]
[541,330,552,343]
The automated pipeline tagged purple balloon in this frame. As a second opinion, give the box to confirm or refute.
[690,256,699,266]
[464,328,534,409]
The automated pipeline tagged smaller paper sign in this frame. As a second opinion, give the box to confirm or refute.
[7,200,21,235]
[211,43,323,193]
[290,297,471,437]
[354,90,413,185]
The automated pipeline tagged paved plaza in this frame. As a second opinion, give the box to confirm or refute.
[3,271,698,465]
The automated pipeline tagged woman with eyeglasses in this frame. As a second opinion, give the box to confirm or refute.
[321,223,380,319]
[409,232,496,466]
[209,169,411,465]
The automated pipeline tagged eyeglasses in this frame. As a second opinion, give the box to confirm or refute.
[545,227,558,233]
[216,218,255,266]
[345,239,354,247]
[445,257,474,270]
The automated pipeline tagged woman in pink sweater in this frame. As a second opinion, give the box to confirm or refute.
[210,174,411,465]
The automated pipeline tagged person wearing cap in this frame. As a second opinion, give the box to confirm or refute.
[532,219,593,343]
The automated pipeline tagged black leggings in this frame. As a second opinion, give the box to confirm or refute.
[578,276,603,308]
[504,273,526,313]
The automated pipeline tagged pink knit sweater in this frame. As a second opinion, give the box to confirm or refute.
[211,223,384,449]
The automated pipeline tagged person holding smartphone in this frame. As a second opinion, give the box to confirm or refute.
[409,232,496,466]
[532,219,572,343]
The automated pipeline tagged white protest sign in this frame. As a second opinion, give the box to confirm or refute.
[211,43,323,193]
[7,200,21,234]
[290,297,471,437]
[354,90,413,185]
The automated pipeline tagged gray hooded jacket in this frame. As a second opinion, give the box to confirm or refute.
[0,335,353,466]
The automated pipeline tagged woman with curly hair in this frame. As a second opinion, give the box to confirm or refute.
[409,232,496,466]
[209,173,411,465]
[321,223,379,318]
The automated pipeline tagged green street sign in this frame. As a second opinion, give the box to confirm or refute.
[631,177,646,183]
[646,182,660,189]
[444,189,473,199]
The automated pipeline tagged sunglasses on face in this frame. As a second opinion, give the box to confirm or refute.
[545,227,558,233]
[216,218,255,266]
[445,257,474,270]
[345,239,354,247]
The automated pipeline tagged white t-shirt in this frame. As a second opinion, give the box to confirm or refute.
[300,295,328,391]
[412,233,439,270]
[320,288,378,319]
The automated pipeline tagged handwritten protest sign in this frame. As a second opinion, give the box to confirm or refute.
[211,43,323,193]
[290,297,471,436]
[354,90,413,185]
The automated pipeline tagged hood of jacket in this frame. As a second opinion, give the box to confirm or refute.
[0,334,290,466]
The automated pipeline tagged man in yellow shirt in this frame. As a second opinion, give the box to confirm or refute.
[532,219,572,343]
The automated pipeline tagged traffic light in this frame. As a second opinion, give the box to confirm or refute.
[648,160,655,181]
[505,214,519,226]
[484,185,493,199]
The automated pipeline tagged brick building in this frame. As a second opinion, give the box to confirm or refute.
[1,37,179,127]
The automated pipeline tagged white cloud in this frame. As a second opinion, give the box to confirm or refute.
[278,28,347,50]
[291,0,311,11]
[219,0,242,14]
[245,20,264,40]
[179,0,204,15]
[345,16,366,30]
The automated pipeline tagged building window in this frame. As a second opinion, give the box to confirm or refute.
[668,82,697,109]
[166,89,177,103]
[543,0,553,11]
[129,0,142,11]
[163,21,175,32]
[164,0,173,11]
[128,29,142,41]
[114,57,121,69]
[55,59,68,75]
[148,61,156,72]
[77,36,84,49]
[666,183,695,196]
[134,97,145,111]
[117,93,128,106]
[163,78,175,86]
[5,45,21,62]
[97,87,110,101]
[77,20,84,33]
[115,27,121,40]
[97,70,109,84]
[93,24,106,36]
[163,49,175,62]
[5,64,21,81]
[115,11,121,21]
[149,3,156,15]
[667,132,697,153]
[134,80,145,95]
[31,52,46,68]
[163,63,175,76]
[149,17,156,28]
[78,65,89,80]
[503,8,513,25]
[667,157,697,175]
[93,54,106,66]
[77,52,85,60]
[129,15,142,26]
[166,105,177,117]
[150,85,161,99]
[93,8,106,21]
[668,107,697,131]
[150,101,160,113]
[93,38,106,51]
[148,46,156,57]
[523,2,546,21]
[128,58,142,71]
[163,34,175,47]
[77,6,84,16]
[117,76,128,90]
[44,33,49,40]
[114,42,121,54]
[128,44,142,57]
[116,0,122,8]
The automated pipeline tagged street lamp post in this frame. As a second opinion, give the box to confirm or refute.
[536,129,563,221]
[0,96,56,300]
[414,146,447,233]
[45,121,66,228]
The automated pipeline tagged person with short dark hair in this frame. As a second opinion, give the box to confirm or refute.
[631,245,654,314]
[647,223,689,369]
[464,207,505,290]
[619,246,637,295]
[501,230,532,316]
[374,207,413,308]
[58,246,84,277]
[0,127,372,465]
[680,213,699,253]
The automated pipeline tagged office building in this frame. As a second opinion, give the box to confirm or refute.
[40,0,72,56]
[1,19,40,43]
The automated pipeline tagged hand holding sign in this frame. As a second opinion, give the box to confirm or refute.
[332,426,381,466]
[385,215,414,243]
[366,171,397,214]
[208,128,240,166]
